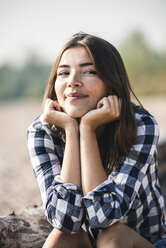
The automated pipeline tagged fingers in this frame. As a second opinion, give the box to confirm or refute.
[97,96,110,109]
[108,95,121,119]
[45,98,61,111]
[53,100,62,111]
[97,95,121,121]
[43,98,61,124]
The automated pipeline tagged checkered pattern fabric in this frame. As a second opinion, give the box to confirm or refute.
[27,104,166,245]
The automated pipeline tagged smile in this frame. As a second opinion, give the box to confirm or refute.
[65,92,88,100]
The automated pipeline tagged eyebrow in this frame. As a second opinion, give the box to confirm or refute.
[58,62,93,68]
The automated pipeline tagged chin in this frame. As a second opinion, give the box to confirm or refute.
[67,112,85,119]
[65,108,88,119]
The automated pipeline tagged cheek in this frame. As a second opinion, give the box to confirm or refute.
[54,83,63,101]
[88,79,107,97]
[94,86,107,100]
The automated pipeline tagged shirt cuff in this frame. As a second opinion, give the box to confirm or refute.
[83,178,116,203]
[52,175,83,198]
[46,175,84,233]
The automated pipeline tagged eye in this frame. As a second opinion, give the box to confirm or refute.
[57,71,70,77]
[84,70,97,75]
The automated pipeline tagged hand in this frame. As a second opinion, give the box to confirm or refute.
[43,98,78,131]
[80,95,121,131]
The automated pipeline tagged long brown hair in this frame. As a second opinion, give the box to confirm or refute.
[43,32,141,174]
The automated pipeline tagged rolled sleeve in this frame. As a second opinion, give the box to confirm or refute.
[83,113,160,229]
[47,178,84,233]
[83,179,121,228]
[27,116,84,233]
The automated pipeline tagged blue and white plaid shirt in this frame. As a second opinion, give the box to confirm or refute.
[27,104,166,245]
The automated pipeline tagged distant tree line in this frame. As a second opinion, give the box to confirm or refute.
[0,31,166,101]
[120,31,166,96]
[0,55,51,101]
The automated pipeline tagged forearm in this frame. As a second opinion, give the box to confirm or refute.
[60,124,81,187]
[80,125,107,195]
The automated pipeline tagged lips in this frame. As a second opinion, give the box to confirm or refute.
[65,92,88,100]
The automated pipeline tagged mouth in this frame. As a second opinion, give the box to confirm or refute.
[65,92,88,100]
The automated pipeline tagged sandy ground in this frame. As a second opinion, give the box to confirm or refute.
[0,97,166,216]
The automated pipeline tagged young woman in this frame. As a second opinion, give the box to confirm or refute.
[27,32,166,248]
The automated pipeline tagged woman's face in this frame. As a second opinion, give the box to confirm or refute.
[55,46,107,118]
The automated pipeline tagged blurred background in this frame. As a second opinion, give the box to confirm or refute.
[0,0,166,216]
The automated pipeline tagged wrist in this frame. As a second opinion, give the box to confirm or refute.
[65,121,79,135]
[80,121,96,134]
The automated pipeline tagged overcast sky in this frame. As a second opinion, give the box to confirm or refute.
[0,0,166,66]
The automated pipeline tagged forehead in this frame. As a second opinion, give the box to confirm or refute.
[59,46,93,65]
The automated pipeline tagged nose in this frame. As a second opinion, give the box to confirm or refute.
[66,73,82,88]
[67,81,81,88]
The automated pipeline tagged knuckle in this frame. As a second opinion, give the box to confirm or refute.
[105,108,111,115]
[45,98,50,104]
[103,96,108,101]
